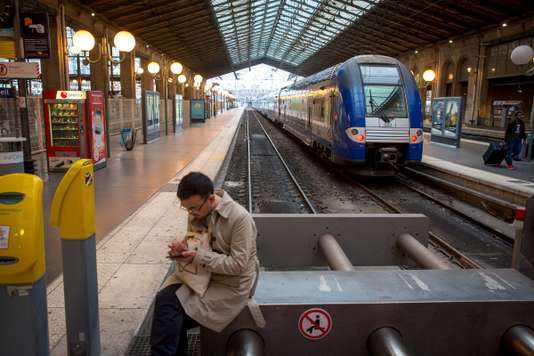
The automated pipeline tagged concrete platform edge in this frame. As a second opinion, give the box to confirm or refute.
[421,155,534,202]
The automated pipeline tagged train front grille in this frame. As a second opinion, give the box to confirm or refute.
[366,128,409,143]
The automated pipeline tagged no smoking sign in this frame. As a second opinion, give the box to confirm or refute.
[298,308,332,340]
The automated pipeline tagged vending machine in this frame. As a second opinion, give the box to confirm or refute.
[43,90,108,172]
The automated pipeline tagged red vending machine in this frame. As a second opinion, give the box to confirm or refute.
[43,90,108,172]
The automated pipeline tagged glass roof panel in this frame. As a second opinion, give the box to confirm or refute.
[210,0,377,67]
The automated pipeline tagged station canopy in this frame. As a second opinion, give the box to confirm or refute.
[86,0,534,78]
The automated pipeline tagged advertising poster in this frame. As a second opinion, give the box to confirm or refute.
[20,12,50,58]
[191,99,205,122]
[430,97,463,148]
[89,93,107,164]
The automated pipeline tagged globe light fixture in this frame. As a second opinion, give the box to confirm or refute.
[70,46,81,55]
[170,62,183,75]
[136,67,144,75]
[193,74,203,83]
[147,62,160,75]
[177,74,187,84]
[113,31,136,52]
[73,30,96,51]
[511,45,534,65]
[422,69,436,82]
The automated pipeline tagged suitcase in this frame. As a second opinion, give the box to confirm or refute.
[483,142,506,165]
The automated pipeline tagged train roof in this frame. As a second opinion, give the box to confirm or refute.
[287,55,400,90]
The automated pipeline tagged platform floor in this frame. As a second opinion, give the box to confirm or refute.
[45,108,243,354]
[423,134,534,183]
[38,111,240,283]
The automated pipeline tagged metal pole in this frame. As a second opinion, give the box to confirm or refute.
[527,96,534,160]
[367,327,411,356]
[397,233,451,270]
[226,329,264,356]
[14,0,35,174]
[319,234,355,271]
[502,325,534,356]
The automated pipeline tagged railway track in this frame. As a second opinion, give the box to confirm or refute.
[251,110,515,269]
[340,175,483,269]
[246,109,316,214]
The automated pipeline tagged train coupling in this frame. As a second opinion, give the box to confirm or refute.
[378,147,399,163]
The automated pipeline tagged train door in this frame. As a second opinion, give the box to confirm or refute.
[329,93,336,141]
[307,98,313,144]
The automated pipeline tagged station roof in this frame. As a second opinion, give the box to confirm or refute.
[86,0,534,78]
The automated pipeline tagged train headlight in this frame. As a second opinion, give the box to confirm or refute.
[346,127,366,143]
[409,128,424,143]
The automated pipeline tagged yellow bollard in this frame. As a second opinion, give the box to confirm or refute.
[0,173,48,355]
[50,159,100,356]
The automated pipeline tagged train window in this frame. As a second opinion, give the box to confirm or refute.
[361,65,401,85]
[361,65,407,118]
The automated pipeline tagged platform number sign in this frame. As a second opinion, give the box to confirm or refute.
[298,308,332,340]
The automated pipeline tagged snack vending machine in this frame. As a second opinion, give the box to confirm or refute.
[43,90,108,172]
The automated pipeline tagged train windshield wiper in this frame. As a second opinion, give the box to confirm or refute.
[380,113,391,123]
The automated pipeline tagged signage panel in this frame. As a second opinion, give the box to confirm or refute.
[0,62,40,79]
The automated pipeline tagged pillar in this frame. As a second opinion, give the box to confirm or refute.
[89,36,109,96]
[140,58,153,92]
[41,12,68,91]
[119,51,135,99]
[471,44,489,127]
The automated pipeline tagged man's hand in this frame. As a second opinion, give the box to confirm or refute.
[168,240,188,257]
[167,240,197,263]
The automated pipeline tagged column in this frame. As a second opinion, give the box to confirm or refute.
[471,45,489,127]
[140,58,153,92]
[119,51,135,99]
[41,13,68,91]
[89,36,109,96]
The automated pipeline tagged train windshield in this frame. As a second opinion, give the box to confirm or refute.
[361,65,407,118]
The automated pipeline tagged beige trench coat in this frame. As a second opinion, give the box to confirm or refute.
[162,190,258,332]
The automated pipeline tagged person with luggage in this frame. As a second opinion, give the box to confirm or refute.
[504,111,527,169]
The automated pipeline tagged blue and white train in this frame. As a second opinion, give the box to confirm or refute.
[255,55,423,175]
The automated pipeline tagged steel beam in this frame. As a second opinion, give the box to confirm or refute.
[502,325,534,356]
[319,234,354,271]
[226,329,264,356]
[368,328,411,356]
[397,233,451,270]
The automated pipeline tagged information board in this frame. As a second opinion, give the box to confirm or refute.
[142,90,160,143]
[430,96,463,148]
[190,99,205,123]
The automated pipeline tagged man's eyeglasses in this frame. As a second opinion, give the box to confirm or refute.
[181,197,208,214]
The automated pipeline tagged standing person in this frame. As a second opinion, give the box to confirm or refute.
[150,172,258,356]
[504,111,526,170]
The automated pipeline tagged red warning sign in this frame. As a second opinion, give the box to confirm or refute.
[298,308,332,340]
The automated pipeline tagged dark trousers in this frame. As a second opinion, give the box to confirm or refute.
[505,138,523,165]
[150,284,199,356]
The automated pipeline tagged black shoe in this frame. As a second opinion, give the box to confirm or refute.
[513,157,522,161]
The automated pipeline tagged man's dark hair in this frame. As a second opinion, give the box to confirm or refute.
[177,172,214,200]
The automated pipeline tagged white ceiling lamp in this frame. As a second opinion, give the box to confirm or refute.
[170,62,183,75]
[147,62,160,75]
[422,69,436,82]
[113,31,136,52]
[73,30,95,51]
